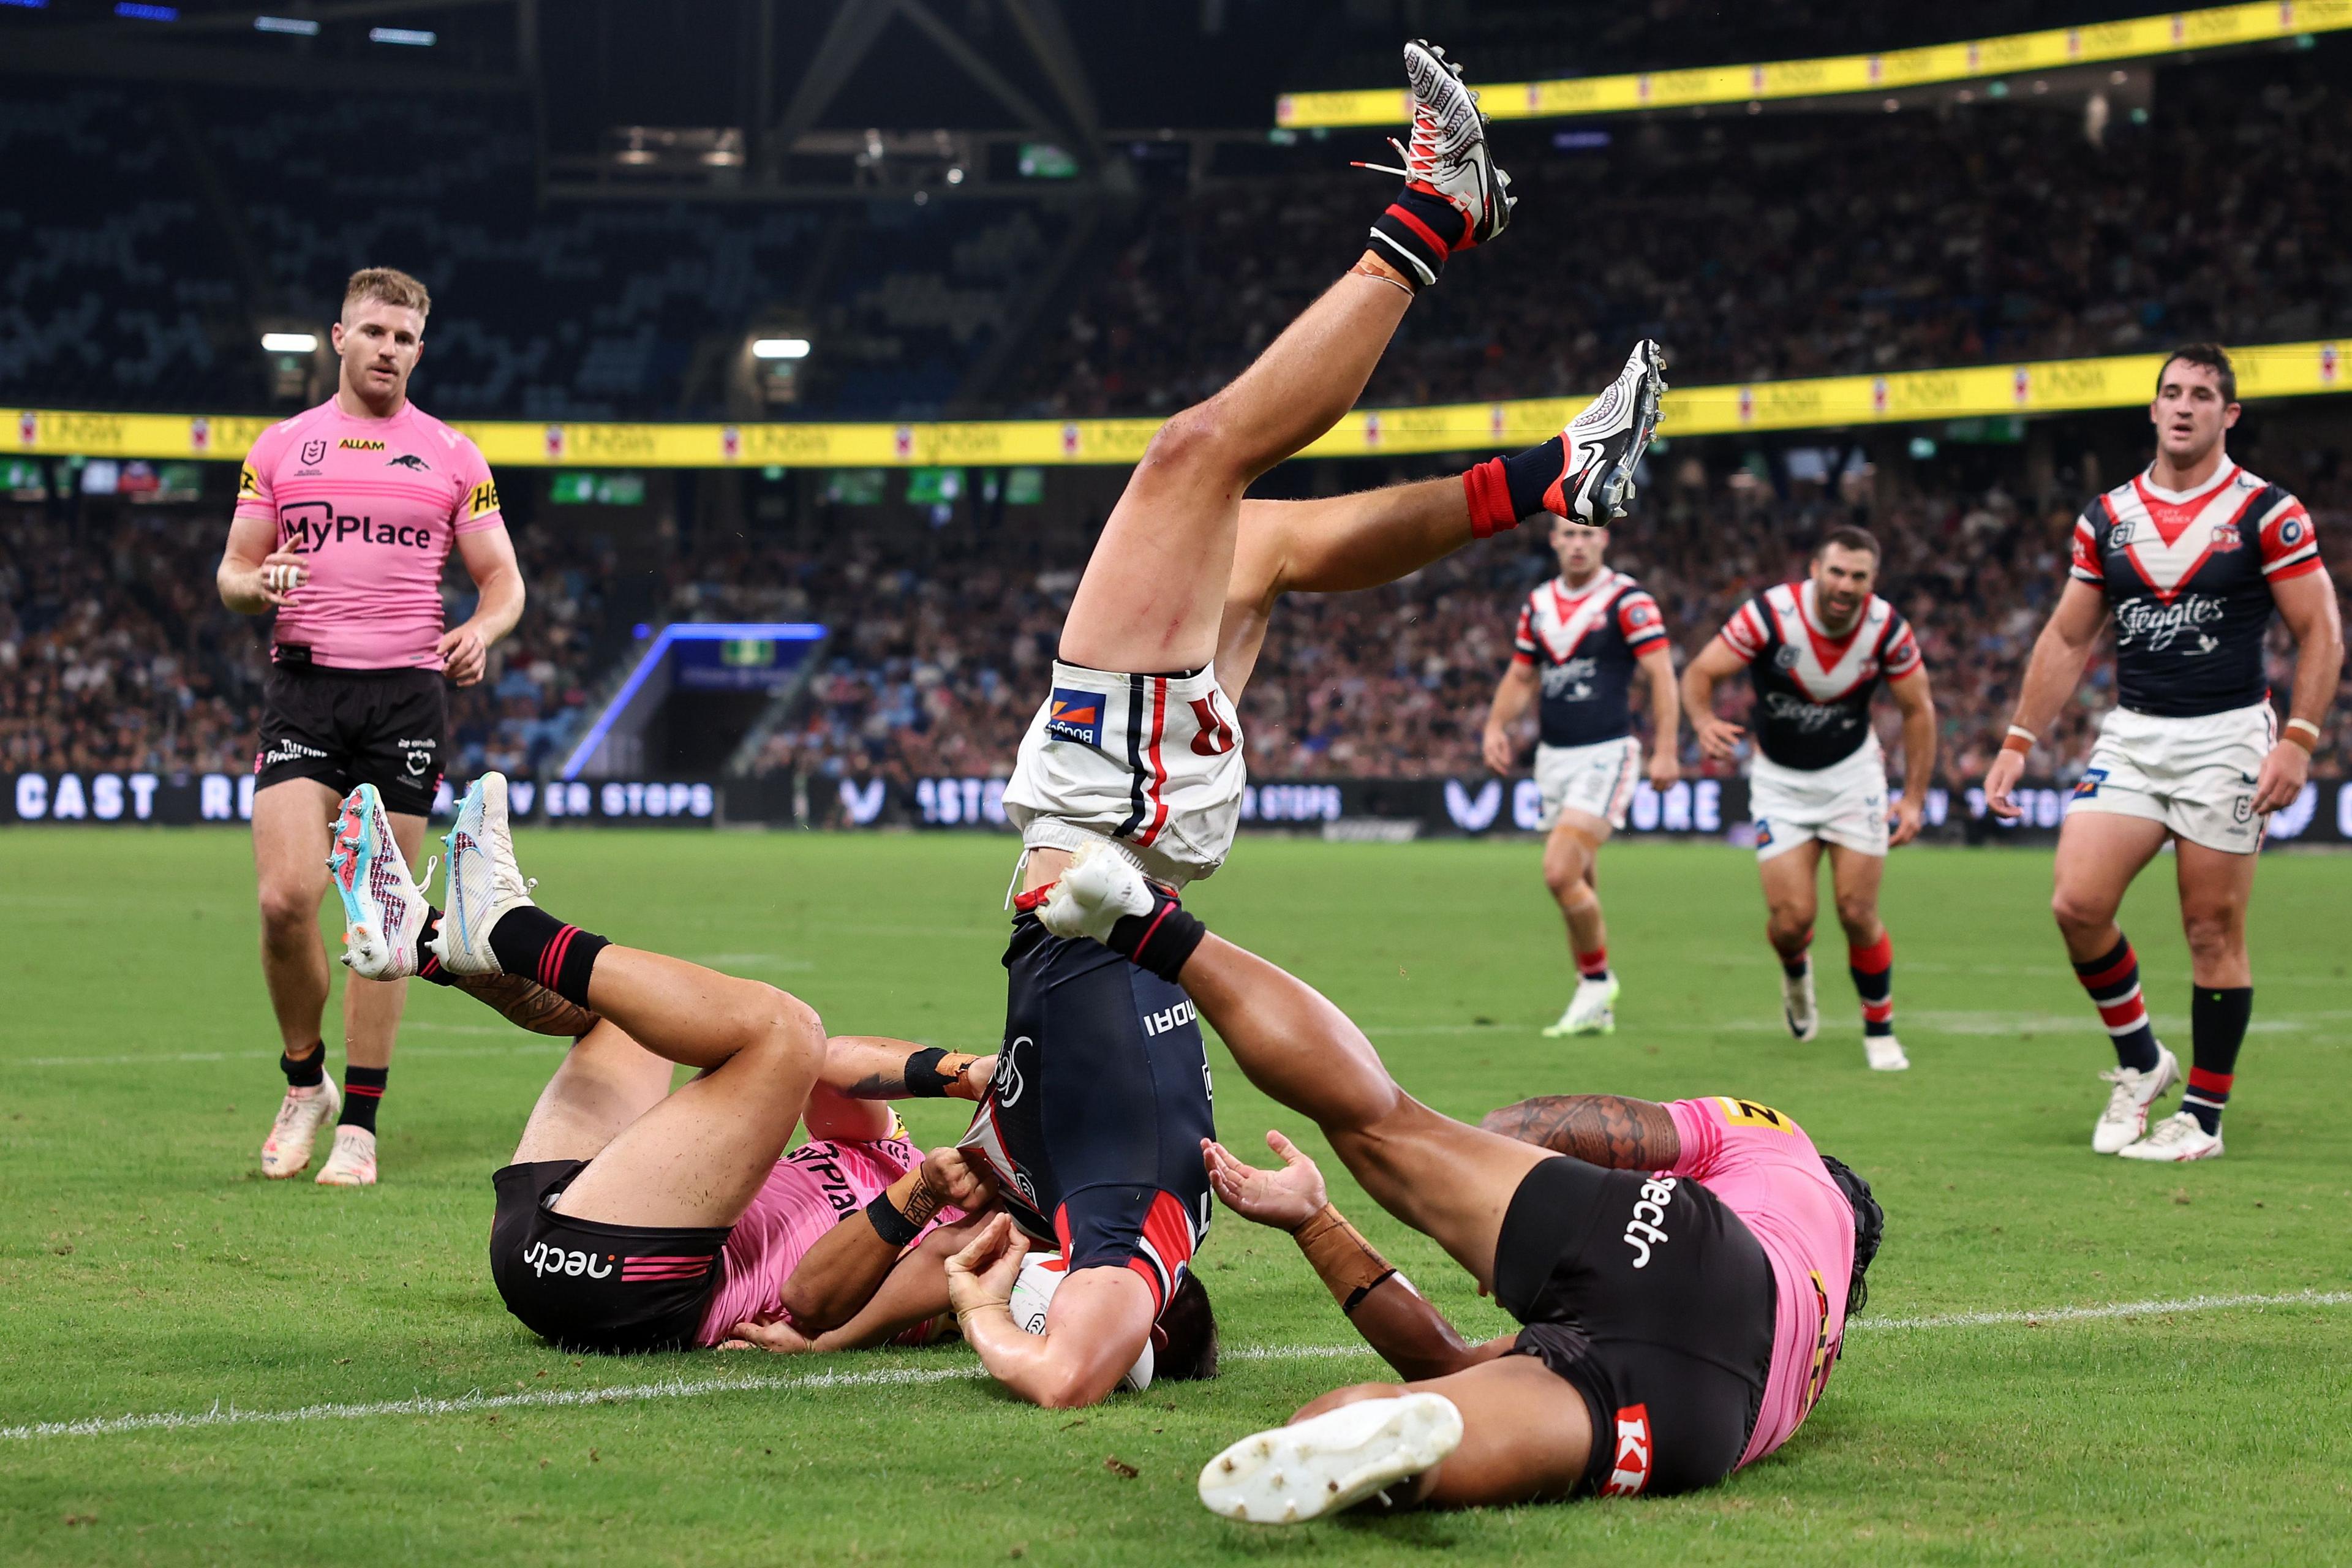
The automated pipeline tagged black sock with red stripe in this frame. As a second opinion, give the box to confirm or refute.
[2183,986,2252,1135]
[1461,434,1570,538]
[414,908,457,986]
[1368,185,1468,289]
[1101,884,1208,984]
[1849,932,1894,1038]
[337,1066,387,1134]
[2073,936,2159,1073]
[487,906,609,1008]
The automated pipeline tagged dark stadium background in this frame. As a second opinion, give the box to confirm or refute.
[4,0,2348,837]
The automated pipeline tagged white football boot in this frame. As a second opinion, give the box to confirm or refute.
[431,772,537,976]
[1035,840,1157,943]
[1544,974,1621,1038]
[314,1125,379,1186]
[1548,339,1668,525]
[328,783,429,981]
[1199,1393,1464,1525]
[1360,39,1513,285]
[259,1074,341,1178]
[2092,1045,2180,1155]
[2119,1109,2222,1162]
[1781,957,1820,1042]
[1863,1034,1910,1072]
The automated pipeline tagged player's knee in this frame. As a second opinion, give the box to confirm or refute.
[1833,895,1877,937]
[2179,905,2243,963]
[1292,1381,1405,1423]
[256,883,316,942]
[737,983,824,1062]
[2049,884,2114,935]
[1144,401,1246,478]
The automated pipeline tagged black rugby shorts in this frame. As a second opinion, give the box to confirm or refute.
[255,660,446,816]
[489,1161,729,1355]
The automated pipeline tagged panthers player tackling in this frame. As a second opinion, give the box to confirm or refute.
[1018,846,1879,1521]
[1985,344,2341,1161]
[949,39,1667,1410]
[1682,527,1936,1071]
[1481,513,1679,1036]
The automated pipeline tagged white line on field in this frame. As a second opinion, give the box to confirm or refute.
[4,1291,2343,1444]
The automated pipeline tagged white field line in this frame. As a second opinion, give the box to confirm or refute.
[5,1290,2345,1444]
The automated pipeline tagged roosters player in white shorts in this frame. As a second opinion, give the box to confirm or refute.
[1683,527,1936,1072]
[1985,345,2341,1161]
[1481,513,1679,1037]
[957,41,1668,1411]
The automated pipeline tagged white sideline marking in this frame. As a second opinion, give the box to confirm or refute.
[5,1291,2345,1444]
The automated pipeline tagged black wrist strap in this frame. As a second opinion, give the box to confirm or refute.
[864,1189,922,1248]
[904,1047,951,1097]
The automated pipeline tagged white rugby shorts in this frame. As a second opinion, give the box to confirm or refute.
[1002,660,1246,886]
[2066,701,2275,854]
[1534,736,1643,834]
[1749,738,1890,862]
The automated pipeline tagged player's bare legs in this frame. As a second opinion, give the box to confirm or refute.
[1539,813,1616,1037]
[1824,843,1904,1070]
[2050,812,2182,1150]
[1275,1357,1594,1509]
[252,778,343,1058]
[1756,840,1823,1041]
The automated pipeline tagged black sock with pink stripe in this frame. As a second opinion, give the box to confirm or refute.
[337,1066,387,1134]
[488,906,609,1008]
[1101,884,1208,984]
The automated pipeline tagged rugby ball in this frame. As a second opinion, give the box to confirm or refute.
[1008,1251,1154,1392]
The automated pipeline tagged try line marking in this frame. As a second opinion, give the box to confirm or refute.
[4,1289,2345,1444]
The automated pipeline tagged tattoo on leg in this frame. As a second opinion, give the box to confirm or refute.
[451,971,601,1038]
[1479,1095,1680,1170]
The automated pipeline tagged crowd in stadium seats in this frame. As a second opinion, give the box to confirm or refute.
[733,464,2352,791]
[1014,58,2351,417]
[0,502,619,781]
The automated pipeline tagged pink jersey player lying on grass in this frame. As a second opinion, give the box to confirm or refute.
[1021,842,1885,1524]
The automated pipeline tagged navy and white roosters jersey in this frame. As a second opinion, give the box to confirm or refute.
[1512,571,1669,747]
[1719,582,1922,772]
[2070,461,2321,719]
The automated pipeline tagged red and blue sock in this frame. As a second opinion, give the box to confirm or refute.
[2073,936,2160,1074]
[2183,986,2252,1135]
[1848,932,1894,1038]
[1368,184,1470,289]
[1576,946,1610,986]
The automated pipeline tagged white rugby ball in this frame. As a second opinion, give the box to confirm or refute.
[1007,1251,1154,1392]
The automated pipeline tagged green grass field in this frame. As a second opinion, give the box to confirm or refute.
[2,829,2348,1566]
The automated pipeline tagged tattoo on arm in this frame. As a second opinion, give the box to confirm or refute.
[845,1068,909,1099]
[1480,1095,1680,1170]
[451,971,601,1038]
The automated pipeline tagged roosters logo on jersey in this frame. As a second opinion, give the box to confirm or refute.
[1600,1405,1653,1496]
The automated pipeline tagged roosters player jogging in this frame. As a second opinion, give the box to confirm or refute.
[217,267,524,1187]
[957,40,1666,1412]
[1681,527,1935,1071]
[1017,846,1880,1522]
[329,775,1003,1354]
[1481,514,1679,1036]
[1984,345,2342,1162]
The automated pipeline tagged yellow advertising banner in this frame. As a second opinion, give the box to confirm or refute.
[1276,1,2352,128]
[12,341,2346,470]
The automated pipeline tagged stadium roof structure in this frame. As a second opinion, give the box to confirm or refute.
[1275,1,2352,127]
[13,342,2348,471]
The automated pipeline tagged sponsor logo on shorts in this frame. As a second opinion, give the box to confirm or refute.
[1140,998,1197,1038]
[1623,1174,1676,1269]
[260,739,330,768]
[1044,688,1104,747]
[992,1038,1030,1107]
[397,737,437,778]
[521,1241,613,1280]
[339,438,386,451]
[2074,768,2108,799]
[1600,1404,1653,1496]
[1754,818,1773,846]
[2233,794,2254,824]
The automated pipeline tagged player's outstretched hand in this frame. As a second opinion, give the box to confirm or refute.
[2251,737,2310,815]
[1691,711,1744,763]
[945,1212,1028,1316]
[1201,1130,1328,1232]
[1982,748,2026,819]
[1888,794,1924,848]
[920,1146,997,1213]
[437,622,489,686]
[720,1314,819,1354]
[1480,726,1517,775]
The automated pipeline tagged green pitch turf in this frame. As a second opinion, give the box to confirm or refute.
[2,830,2348,1567]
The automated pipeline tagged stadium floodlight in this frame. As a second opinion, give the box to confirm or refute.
[114,2,177,18]
[0,1,53,11]
[261,333,318,353]
[751,338,811,360]
[368,26,435,45]
[254,15,321,34]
